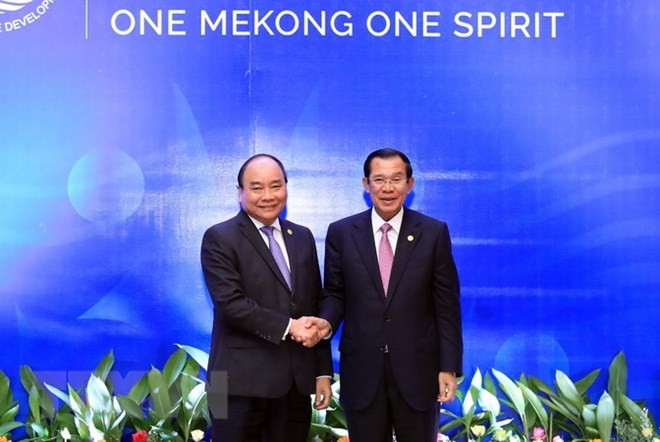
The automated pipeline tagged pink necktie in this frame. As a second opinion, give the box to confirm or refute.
[379,223,394,295]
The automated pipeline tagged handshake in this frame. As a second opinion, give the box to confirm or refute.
[289,316,331,347]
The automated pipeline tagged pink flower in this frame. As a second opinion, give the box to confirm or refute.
[533,427,546,440]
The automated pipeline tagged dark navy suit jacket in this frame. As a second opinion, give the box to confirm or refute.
[320,207,462,411]
[201,210,332,398]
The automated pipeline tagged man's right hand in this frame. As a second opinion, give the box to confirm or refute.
[289,316,330,347]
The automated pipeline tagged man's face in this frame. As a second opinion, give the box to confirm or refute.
[363,156,414,221]
[238,156,287,225]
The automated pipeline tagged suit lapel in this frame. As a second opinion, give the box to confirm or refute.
[385,209,422,307]
[237,211,291,292]
[350,210,386,300]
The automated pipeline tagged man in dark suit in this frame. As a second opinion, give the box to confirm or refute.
[201,153,333,442]
[318,148,463,442]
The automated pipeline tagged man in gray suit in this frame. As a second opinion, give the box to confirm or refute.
[201,153,332,442]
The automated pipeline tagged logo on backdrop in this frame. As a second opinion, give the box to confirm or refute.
[0,0,56,33]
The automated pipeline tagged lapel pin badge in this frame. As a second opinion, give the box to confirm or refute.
[287,229,293,235]
[407,235,414,242]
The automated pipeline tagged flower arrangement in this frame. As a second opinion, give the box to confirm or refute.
[0,349,657,442]
[438,352,658,442]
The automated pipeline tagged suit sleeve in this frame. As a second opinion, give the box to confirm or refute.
[303,228,334,377]
[319,222,345,333]
[433,223,464,376]
[201,227,290,345]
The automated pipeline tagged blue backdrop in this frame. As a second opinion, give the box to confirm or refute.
[2,0,659,418]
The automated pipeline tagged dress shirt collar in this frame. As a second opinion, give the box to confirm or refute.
[246,213,283,233]
[370,207,404,235]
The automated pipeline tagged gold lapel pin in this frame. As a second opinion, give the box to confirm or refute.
[407,235,414,242]
[287,229,293,235]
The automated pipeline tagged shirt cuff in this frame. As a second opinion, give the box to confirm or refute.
[282,318,292,341]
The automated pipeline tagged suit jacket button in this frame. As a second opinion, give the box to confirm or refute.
[384,315,391,322]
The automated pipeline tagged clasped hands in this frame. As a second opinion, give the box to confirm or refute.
[289,316,330,347]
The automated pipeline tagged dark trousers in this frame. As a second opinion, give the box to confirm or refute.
[211,385,311,442]
[345,355,439,442]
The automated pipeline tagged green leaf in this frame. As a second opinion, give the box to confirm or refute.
[117,395,145,420]
[0,403,18,424]
[182,358,202,377]
[0,421,23,435]
[179,373,197,401]
[185,383,206,410]
[470,368,483,389]
[478,387,500,419]
[180,383,207,437]
[175,344,209,371]
[520,383,548,429]
[108,408,127,431]
[555,370,585,411]
[462,383,476,418]
[86,375,112,416]
[582,404,597,428]
[492,369,526,418]
[618,394,644,426]
[548,395,580,422]
[585,425,601,438]
[439,416,467,433]
[19,366,39,392]
[39,390,55,421]
[596,391,615,442]
[483,372,498,396]
[574,369,601,396]
[127,373,150,404]
[528,375,555,397]
[28,385,41,423]
[94,350,116,384]
[44,383,72,409]
[163,348,188,389]
[67,385,87,418]
[149,368,174,418]
[55,411,77,434]
[607,351,627,410]
[29,421,47,437]
[0,373,11,404]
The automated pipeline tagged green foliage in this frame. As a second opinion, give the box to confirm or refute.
[0,370,22,438]
[440,368,512,441]
[114,347,210,442]
[19,365,76,442]
[14,346,210,442]
[43,351,127,442]
[3,349,658,442]
[440,353,659,442]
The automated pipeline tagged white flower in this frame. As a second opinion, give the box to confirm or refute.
[61,428,72,441]
[641,427,653,438]
[190,429,205,442]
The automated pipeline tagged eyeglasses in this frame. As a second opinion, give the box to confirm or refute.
[368,176,409,187]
